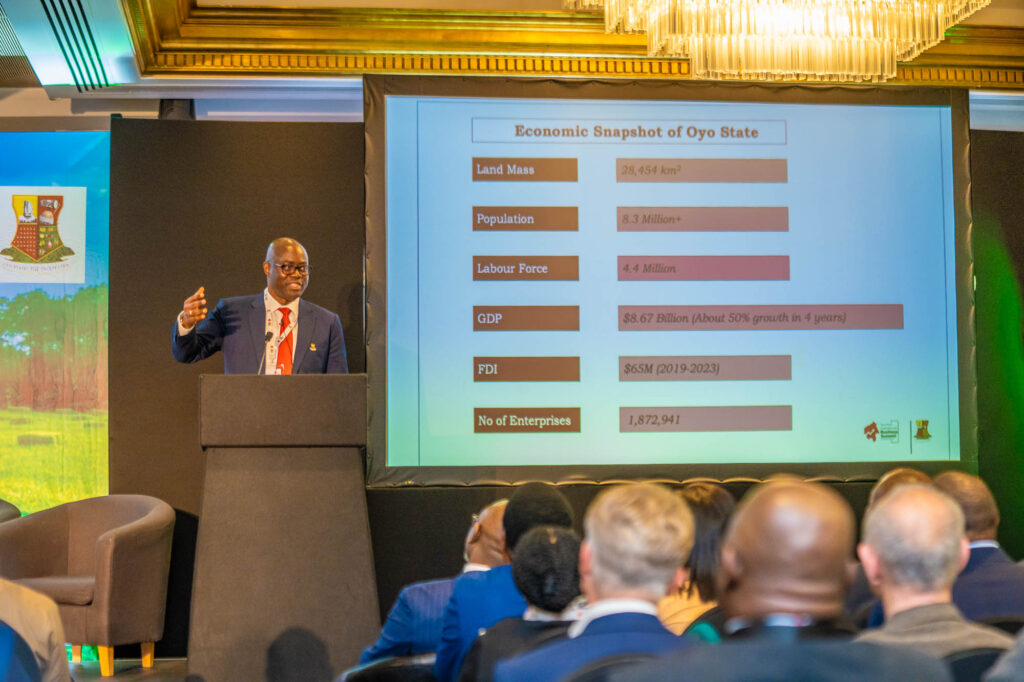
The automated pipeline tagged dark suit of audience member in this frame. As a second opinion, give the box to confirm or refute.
[361,500,510,664]
[618,480,949,682]
[458,526,581,682]
[434,484,574,682]
[495,484,695,682]
[953,543,1024,622]
[360,577,457,664]
[854,485,1012,658]
[936,472,1024,623]
[614,635,949,682]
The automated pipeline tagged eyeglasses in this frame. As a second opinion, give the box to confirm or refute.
[270,262,310,276]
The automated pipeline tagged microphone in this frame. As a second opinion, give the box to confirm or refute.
[256,330,274,375]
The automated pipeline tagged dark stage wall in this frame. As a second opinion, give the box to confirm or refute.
[109,119,366,656]
[109,119,1024,661]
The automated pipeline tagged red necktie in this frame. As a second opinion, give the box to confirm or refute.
[276,308,293,375]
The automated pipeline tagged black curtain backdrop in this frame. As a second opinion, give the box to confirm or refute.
[108,118,1024,658]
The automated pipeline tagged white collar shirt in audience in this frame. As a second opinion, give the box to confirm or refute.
[567,598,658,638]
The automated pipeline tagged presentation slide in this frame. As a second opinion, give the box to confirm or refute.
[383,93,959,469]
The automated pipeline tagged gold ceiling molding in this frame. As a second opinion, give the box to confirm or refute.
[121,0,1024,88]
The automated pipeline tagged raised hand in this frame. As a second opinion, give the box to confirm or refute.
[180,286,208,330]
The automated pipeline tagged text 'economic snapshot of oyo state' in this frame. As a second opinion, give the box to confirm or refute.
[385,95,959,468]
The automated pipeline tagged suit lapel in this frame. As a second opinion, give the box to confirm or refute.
[249,295,267,370]
[293,299,314,373]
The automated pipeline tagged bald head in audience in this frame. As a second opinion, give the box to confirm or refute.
[717,480,855,621]
[868,467,931,509]
[859,485,967,605]
[465,499,510,568]
[932,471,1000,542]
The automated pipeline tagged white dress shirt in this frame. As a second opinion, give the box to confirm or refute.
[567,598,658,638]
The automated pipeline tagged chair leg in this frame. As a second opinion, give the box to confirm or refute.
[71,645,82,663]
[98,645,114,677]
[141,642,155,668]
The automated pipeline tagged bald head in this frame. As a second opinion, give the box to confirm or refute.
[718,481,855,620]
[465,499,509,568]
[861,485,965,592]
[265,237,305,262]
[932,471,999,541]
[868,467,931,509]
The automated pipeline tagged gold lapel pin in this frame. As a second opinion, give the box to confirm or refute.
[309,343,317,351]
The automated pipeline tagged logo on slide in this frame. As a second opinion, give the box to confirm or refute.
[1,187,85,283]
[914,420,931,439]
[864,420,899,443]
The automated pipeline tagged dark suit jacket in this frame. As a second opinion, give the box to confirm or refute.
[953,545,1024,621]
[360,577,456,664]
[457,617,570,682]
[612,635,951,682]
[171,294,347,374]
[434,565,527,682]
[493,612,689,682]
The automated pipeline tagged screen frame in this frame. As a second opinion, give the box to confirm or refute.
[363,75,976,487]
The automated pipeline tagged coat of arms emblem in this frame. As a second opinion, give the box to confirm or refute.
[4,194,75,263]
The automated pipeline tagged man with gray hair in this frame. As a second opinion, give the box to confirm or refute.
[856,484,1012,657]
[493,483,695,682]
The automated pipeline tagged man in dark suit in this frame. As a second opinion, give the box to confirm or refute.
[494,483,694,682]
[360,499,509,664]
[172,237,347,374]
[615,481,951,682]
[434,483,574,682]
[933,471,1024,622]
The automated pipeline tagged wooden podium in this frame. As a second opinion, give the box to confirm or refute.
[188,374,379,681]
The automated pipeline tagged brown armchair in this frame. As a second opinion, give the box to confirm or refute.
[0,495,175,677]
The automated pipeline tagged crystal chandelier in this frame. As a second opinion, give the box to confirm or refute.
[565,0,991,82]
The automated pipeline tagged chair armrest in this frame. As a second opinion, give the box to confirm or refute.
[0,509,68,579]
[91,502,175,644]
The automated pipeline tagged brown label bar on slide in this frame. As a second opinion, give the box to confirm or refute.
[619,355,791,381]
[474,305,579,331]
[474,357,580,382]
[474,256,579,281]
[619,304,903,331]
[474,206,578,231]
[620,406,792,432]
[618,206,788,232]
[473,158,578,181]
[617,158,787,183]
[476,407,581,433]
[618,256,789,281]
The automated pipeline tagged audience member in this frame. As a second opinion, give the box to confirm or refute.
[434,483,574,682]
[616,481,951,681]
[459,526,582,682]
[933,471,1024,622]
[0,577,71,682]
[846,468,932,619]
[360,499,509,663]
[494,483,695,682]
[855,484,1012,657]
[657,482,735,636]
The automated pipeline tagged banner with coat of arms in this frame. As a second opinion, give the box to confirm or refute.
[0,133,108,514]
